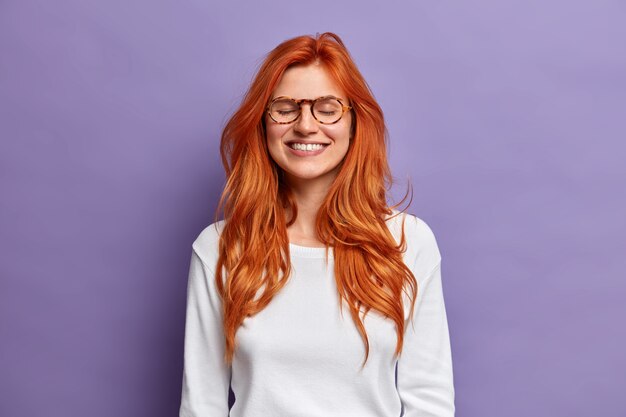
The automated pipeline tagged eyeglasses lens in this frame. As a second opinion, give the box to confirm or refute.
[314,98,343,123]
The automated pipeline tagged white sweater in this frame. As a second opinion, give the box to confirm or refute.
[179,210,455,416]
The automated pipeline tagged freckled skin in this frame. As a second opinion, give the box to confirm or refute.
[265,64,353,188]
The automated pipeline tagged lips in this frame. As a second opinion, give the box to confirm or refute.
[285,139,331,146]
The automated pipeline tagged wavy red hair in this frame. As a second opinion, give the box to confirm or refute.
[214,32,417,369]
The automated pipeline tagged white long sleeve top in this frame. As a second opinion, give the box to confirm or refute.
[179,210,455,416]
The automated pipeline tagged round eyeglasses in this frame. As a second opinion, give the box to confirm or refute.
[266,95,352,125]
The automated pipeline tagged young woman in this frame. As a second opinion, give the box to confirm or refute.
[179,32,455,417]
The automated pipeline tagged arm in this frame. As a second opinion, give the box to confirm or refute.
[179,249,232,417]
[396,261,455,416]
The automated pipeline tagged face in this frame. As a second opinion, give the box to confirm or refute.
[265,63,353,189]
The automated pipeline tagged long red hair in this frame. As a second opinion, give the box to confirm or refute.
[214,32,417,369]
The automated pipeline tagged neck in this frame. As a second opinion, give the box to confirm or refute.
[283,173,335,247]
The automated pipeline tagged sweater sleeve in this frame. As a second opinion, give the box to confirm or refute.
[396,261,455,416]
[179,248,232,417]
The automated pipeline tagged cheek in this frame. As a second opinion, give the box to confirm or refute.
[265,124,289,162]
[266,122,288,144]
[321,123,351,144]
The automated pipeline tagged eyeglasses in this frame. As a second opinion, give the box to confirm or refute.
[266,95,352,125]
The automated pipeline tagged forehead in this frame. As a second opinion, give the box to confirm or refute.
[271,64,347,100]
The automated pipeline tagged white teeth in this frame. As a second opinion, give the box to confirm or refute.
[289,143,326,151]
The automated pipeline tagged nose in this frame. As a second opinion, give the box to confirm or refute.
[292,103,319,135]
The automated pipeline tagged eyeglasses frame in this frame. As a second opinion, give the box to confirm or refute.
[266,95,353,125]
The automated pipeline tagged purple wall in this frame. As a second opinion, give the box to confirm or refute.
[1,1,624,416]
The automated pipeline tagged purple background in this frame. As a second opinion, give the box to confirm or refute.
[1,1,625,416]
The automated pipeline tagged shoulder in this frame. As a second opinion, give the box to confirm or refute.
[386,209,442,280]
[191,219,226,271]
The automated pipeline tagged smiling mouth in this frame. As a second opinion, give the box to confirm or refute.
[287,142,330,151]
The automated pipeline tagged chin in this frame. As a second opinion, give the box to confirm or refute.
[284,167,340,183]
